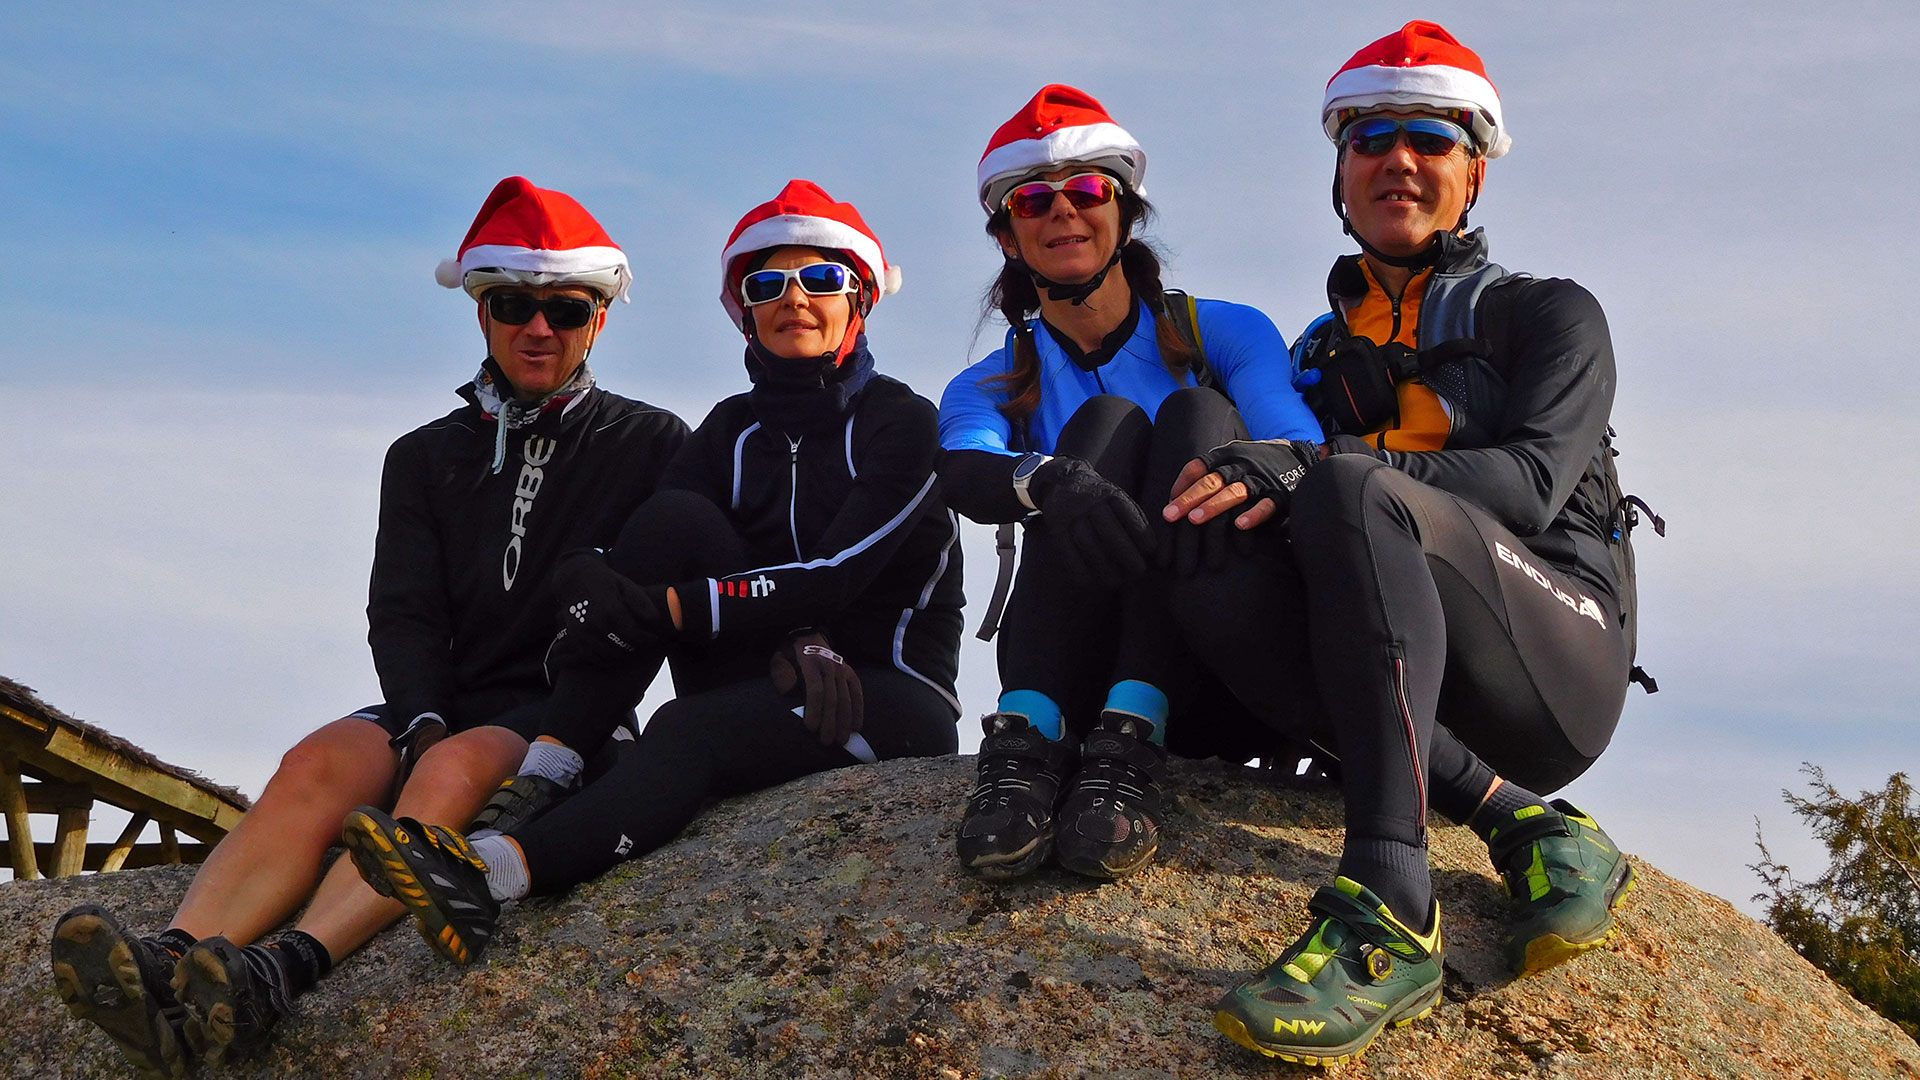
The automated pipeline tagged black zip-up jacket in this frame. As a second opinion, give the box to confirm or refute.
[660,374,964,714]
[1319,233,1621,599]
[368,382,687,730]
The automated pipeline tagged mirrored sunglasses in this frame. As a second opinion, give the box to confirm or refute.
[484,291,600,330]
[739,262,861,307]
[1002,172,1119,219]
[1341,116,1474,158]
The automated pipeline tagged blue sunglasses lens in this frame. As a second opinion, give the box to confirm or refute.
[742,263,855,306]
[1346,117,1470,157]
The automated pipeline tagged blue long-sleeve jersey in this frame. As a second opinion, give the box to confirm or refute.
[939,297,1322,458]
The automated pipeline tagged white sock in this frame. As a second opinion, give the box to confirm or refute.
[519,740,584,787]
[470,834,531,902]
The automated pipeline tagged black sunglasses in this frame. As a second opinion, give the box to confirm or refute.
[485,291,600,330]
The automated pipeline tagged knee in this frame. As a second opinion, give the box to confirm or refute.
[264,719,391,802]
[612,489,731,579]
[1155,386,1236,437]
[1290,452,1391,549]
[408,727,523,791]
[1056,395,1148,454]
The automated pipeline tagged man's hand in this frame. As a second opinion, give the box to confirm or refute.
[1027,456,1155,588]
[1164,440,1322,531]
[549,548,670,668]
[771,630,864,748]
[387,713,448,805]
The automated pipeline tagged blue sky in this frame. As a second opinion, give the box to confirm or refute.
[3,2,1915,910]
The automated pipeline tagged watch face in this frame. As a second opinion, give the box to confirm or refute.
[1013,455,1045,481]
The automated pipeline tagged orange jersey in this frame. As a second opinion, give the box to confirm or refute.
[1337,261,1452,452]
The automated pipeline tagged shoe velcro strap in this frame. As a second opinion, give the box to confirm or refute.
[1306,887,1431,962]
[1079,731,1167,774]
[1487,811,1574,865]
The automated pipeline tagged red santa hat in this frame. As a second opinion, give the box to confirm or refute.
[1322,21,1511,159]
[434,176,632,301]
[719,179,901,326]
[976,84,1147,213]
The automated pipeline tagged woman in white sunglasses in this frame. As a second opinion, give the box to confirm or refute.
[939,84,1323,884]
[342,180,963,966]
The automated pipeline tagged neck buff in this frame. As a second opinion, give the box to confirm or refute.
[743,332,877,435]
[466,357,595,474]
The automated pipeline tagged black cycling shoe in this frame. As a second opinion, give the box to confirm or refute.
[1055,711,1170,880]
[174,936,294,1066]
[467,773,569,836]
[956,713,1076,880]
[49,905,190,1080]
[342,805,499,964]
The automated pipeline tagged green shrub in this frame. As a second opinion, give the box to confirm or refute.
[1754,766,1920,1038]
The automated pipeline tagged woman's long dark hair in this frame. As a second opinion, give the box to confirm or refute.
[980,191,1198,423]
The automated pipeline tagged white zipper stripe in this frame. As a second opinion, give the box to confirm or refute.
[730,421,761,511]
[844,414,858,478]
[891,509,962,716]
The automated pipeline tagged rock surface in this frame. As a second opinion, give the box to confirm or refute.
[5,756,1918,1079]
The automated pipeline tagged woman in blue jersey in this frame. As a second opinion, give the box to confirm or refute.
[941,84,1322,883]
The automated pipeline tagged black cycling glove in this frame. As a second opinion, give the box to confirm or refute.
[1027,456,1155,589]
[548,548,671,669]
[771,629,864,748]
[1195,439,1322,519]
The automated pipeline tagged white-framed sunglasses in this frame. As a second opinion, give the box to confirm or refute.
[738,262,863,307]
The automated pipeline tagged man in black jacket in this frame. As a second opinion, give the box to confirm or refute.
[50,177,686,1075]
[1160,25,1648,1065]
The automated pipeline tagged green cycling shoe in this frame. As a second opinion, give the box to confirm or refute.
[1214,877,1442,1067]
[1487,799,1636,976]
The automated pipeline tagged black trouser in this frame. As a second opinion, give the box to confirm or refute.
[509,488,959,893]
[511,665,956,894]
[1268,455,1627,854]
[997,389,1287,761]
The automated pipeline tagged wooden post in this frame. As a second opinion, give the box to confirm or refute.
[52,803,92,877]
[0,753,39,880]
[99,813,151,873]
[159,824,181,865]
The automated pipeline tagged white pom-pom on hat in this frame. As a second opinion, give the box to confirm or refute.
[434,258,464,289]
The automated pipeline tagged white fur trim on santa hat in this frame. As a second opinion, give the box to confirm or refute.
[977,121,1146,211]
[1322,64,1510,158]
[718,214,893,324]
[437,243,632,302]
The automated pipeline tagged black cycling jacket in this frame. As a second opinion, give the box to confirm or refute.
[1316,237,1621,599]
[367,376,687,730]
[659,374,964,714]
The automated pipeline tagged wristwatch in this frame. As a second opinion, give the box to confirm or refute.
[1010,452,1051,512]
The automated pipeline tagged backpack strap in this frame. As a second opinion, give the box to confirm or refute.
[1159,290,1218,392]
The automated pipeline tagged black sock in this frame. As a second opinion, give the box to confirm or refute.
[1338,837,1433,931]
[152,927,198,963]
[1468,780,1552,844]
[259,931,332,998]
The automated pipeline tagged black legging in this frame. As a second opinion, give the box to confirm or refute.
[512,665,955,894]
[997,388,1301,761]
[506,488,958,894]
[1189,453,1629,856]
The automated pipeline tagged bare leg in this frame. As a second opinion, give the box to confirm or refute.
[291,725,525,961]
[170,717,396,945]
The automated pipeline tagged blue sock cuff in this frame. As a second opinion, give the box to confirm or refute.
[1103,680,1169,745]
[997,690,1064,741]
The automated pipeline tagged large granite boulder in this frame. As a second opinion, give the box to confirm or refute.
[4,756,1916,1079]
